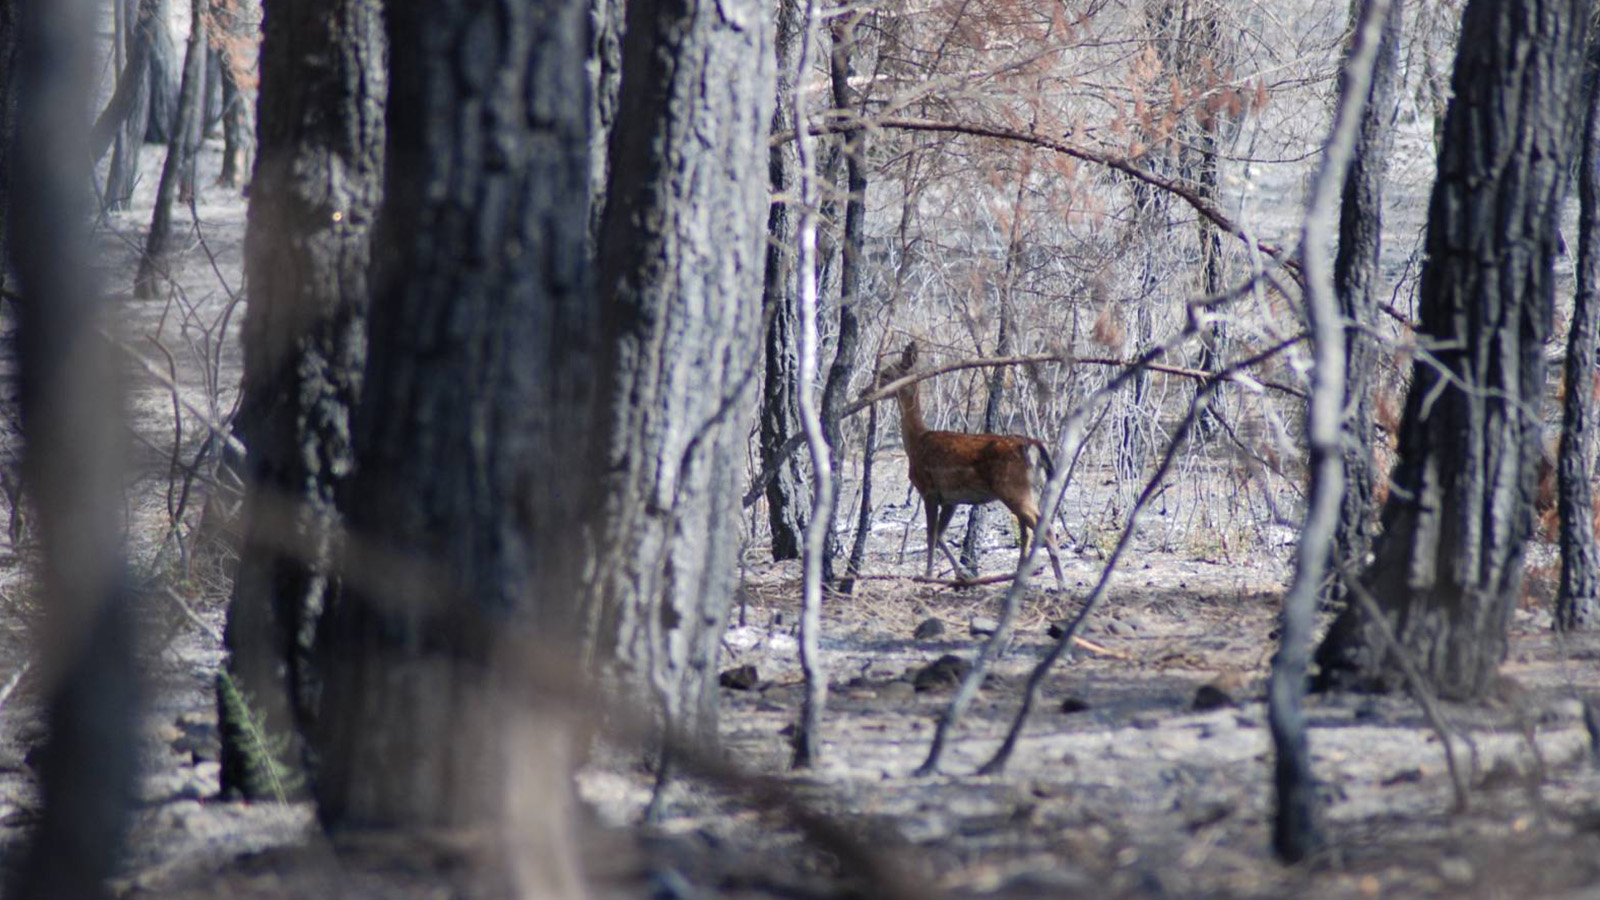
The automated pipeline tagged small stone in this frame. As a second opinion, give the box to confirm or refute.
[1047,620,1069,639]
[1192,683,1236,711]
[913,617,946,640]
[968,616,999,637]
[879,681,916,703]
[1131,714,1161,730]
[1059,696,1092,714]
[719,665,761,691]
[913,654,972,692]
[1439,857,1474,885]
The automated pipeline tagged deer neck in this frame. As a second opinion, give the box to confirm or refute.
[895,381,929,445]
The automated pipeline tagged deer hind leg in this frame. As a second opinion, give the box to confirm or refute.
[1013,505,1067,588]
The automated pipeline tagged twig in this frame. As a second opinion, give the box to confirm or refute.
[161,585,224,645]
[0,661,31,712]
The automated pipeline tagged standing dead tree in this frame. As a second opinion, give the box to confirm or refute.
[4,1,138,897]
[1556,32,1600,631]
[1268,0,1392,863]
[134,0,207,299]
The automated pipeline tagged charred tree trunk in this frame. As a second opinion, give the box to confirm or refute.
[1555,38,1600,631]
[213,0,252,189]
[4,1,137,897]
[219,0,384,802]
[143,0,181,144]
[588,0,773,748]
[759,0,808,562]
[0,0,16,289]
[1315,0,1590,699]
[1328,0,1402,602]
[841,399,877,592]
[134,0,206,299]
[102,0,156,212]
[313,12,595,890]
[960,301,1010,572]
[818,12,866,585]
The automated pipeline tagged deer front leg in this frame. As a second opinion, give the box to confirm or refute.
[922,498,941,579]
[931,503,966,580]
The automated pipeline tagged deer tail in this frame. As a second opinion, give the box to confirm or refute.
[1030,438,1056,482]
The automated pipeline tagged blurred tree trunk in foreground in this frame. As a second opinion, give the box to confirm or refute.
[5,0,138,897]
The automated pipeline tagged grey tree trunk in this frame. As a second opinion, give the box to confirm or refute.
[213,0,252,189]
[588,0,774,749]
[1555,37,1600,631]
[102,0,155,212]
[143,0,181,144]
[1315,0,1590,699]
[1329,0,1402,601]
[5,1,137,897]
[219,0,384,802]
[961,194,1021,573]
[134,0,206,299]
[819,12,866,584]
[759,0,808,562]
[313,13,594,891]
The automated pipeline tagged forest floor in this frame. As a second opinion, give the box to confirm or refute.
[3,86,1600,900]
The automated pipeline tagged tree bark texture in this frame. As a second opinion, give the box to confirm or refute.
[1329,0,1401,601]
[5,1,137,897]
[586,0,625,245]
[134,0,206,299]
[213,0,254,188]
[589,0,774,748]
[818,12,866,584]
[143,0,181,144]
[220,0,384,801]
[759,0,808,562]
[313,2,595,868]
[1556,37,1600,631]
[1315,0,1590,699]
[101,0,155,212]
[0,0,16,288]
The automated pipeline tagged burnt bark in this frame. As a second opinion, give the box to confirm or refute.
[1329,0,1402,601]
[98,0,155,212]
[759,0,808,562]
[213,0,252,189]
[0,0,16,289]
[313,8,594,883]
[143,0,181,144]
[1315,0,1590,699]
[588,0,773,748]
[134,0,207,299]
[219,0,384,802]
[586,0,625,245]
[1556,37,1600,631]
[4,1,137,897]
[818,12,866,584]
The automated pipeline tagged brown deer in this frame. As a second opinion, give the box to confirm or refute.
[877,341,1066,586]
